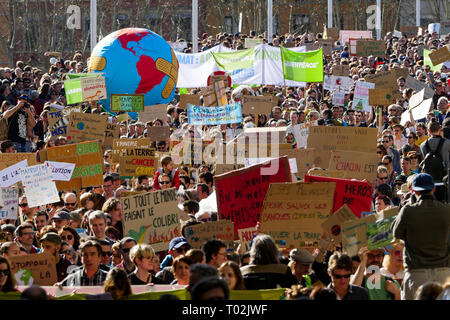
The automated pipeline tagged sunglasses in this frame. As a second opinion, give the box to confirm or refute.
[102,251,112,257]
[407,136,414,139]
[378,177,388,180]
[64,202,76,206]
[332,273,351,279]
[19,203,28,207]
[160,181,171,185]
[382,140,389,143]
[382,162,389,166]
[61,235,73,241]
[176,247,188,253]
[0,269,11,276]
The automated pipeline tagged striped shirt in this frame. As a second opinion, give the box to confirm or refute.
[61,267,108,286]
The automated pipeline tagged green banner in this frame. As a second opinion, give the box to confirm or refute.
[64,79,83,105]
[212,48,255,70]
[424,49,443,72]
[280,47,324,82]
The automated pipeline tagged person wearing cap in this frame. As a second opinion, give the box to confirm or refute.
[51,209,71,231]
[40,232,72,282]
[288,248,330,288]
[155,236,191,284]
[392,173,450,300]
[351,247,401,300]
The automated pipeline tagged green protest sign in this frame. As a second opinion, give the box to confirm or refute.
[111,94,145,112]
[280,47,324,82]
[64,74,106,105]
[367,216,396,250]
[64,79,83,105]
[212,48,255,70]
[424,49,443,72]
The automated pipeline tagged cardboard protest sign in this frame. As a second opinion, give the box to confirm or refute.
[121,189,181,252]
[332,65,350,76]
[367,216,397,250]
[242,126,287,144]
[326,28,339,40]
[245,38,263,48]
[46,161,76,181]
[328,150,378,183]
[260,182,336,247]
[147,126,170,142]
[67,112,108,143]
[20,164,60,208]
[428,45,450,66]
[0,160,27,188]
[112,139,152,163]
[307,168,347,179]
[405,76,435,99]
[47,106,82,139]
[238,227,257,253]
[179,94,201,110]
[369,88,397,106]
[111,94,145,112]
[214,157,292,237]
[365,68,408,88]
[400,26,419,37]
[241,95,275,115]
[0,154,36,171]
[316,39,334,56]
[214,163,244,176]
[103,123,120,152]
[0,187,18,220]
[355,40,385,57]
[353,81,375,112]
[184,220,235,249]
[7,252,57,286]
[304,175,374,218]
[139,104,168,123]
[306,126,377,168]
[119,148,157,178]
[341,215,377,257]
[321,204,357,242]
[46,141,103,191]
[80,76,107,102]
[188,103,242,125]
[280,148,316,179]
[339,30,372,45]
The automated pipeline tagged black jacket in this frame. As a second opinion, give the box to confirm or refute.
[240,263,298,290]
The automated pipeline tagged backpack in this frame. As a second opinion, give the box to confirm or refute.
[420,138,446,181]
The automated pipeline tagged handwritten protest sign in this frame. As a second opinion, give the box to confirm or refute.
[147,126,170,142]
[80,76,107,102]
[119,148,157,178]
[321,204,357,242]
[355,40,385,57]
[260,182,336,247]
[139,104,168,123]
[0,187,18,220]
[339,30,372,45]
[179,94,201,110]
[332,64,349,76]
[45,161,76,181]
[332,92,345,106]
[20,164,60,208]
[428,45,450,66]
[67,112,108,143]
[405,76,434,99]
[328,150,378,183]
[121,188,181,252]
[215,157,291,237]
[353,81,375,112]
[326,28,339,40]
[241,96,275,115]
[0,160,27,188]
[306,126,377,168]
[304,175,374,218]
[0,154,36,171]
[316,39,334,56]
[187,103,242,125]
[238,227,257,253]
[103,123,120,151]
[367,215,397,250]
[184,220,235,249]
[111,94,144,112]
[47,106,81,139]
[369,88,397,106]
[342,215,377,257]
[112,139,151,163]
[47,141,103,190]
[308,168,346,179]
[8,252,57,286]
[365,68,408,88]
[324,75,354,93]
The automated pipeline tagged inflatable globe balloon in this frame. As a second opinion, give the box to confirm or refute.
[88,28,178,118]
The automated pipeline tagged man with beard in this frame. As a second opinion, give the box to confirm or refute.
[350,247,401,300]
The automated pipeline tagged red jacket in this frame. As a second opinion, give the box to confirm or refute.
[153,168,180,190]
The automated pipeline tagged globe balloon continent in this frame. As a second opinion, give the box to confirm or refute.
[88,27,178,117]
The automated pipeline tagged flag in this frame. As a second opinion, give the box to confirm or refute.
[280,47,324,82]
[212,48,255,71]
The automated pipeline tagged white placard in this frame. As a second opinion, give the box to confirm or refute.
[0,160,28,188]
[45,161,76,181]
[0,187,19,220]
[20,164,60,208]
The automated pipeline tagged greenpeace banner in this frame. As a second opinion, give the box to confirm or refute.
[281,47,324,82]
[187,103,242,125]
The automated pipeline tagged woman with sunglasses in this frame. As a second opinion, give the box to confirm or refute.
[0,256,18,293]
[381,242,405,286]
[58,226,80,251]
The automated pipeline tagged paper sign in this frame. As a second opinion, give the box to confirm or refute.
[409,89,425,109]
[179,94,201,110]
[139,104,168,123]
[0,154,36,171]
[46,161,76,181]
[332,92,345,106]
[400,98,433,125]
[328,150,378,183]
[121,189,181,252]
[324,75,354,93]
[8,252,57,286]
[260,182,336,247]
[119,148,157,178]
[67,112,108,143]
[342,215,377,257]
[321,204,357,242]
[241,96,275,115]
[367,216,397,250]
[405,76,435,99]
[304,175,374,218]
[214,157,292,237]
[0,187,19,220]
[112,139,152,163]
[369,88,397,106]
[111,94,145,112]
[353,81,375,112]
[184,220,235,249]
[20,164,60,208]
[428,45,450,66]
[245,38,263,48]
[80,76,107,101]
[238,227,257,253]
[0,160,27,188]
[188,103,242,125]
[147,126,170,142]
